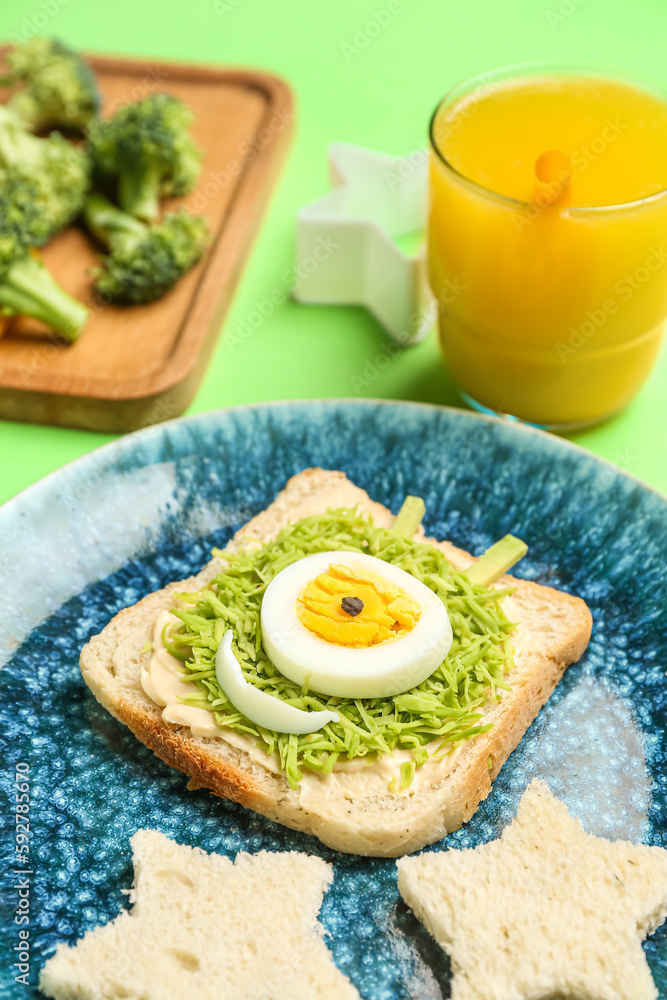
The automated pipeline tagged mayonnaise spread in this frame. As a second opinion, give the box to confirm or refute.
[141,610,466,804]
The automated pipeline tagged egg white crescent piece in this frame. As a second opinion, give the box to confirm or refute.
[260,551,453,699]
[215,631,339,735]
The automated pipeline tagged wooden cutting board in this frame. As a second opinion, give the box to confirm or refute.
[0,50,293,432]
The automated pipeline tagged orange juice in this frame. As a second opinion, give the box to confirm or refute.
[429,68,667,427]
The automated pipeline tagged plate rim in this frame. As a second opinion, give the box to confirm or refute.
[1,399,665,526]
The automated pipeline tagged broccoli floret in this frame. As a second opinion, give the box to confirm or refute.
[0,191,89,341]
[87,94,202,221]
[0,105,90,240]
[3,37,100,132]
[83,192,208,305]
[0,170,49,245]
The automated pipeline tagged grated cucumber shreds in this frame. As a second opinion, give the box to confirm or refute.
[165,508,517,790]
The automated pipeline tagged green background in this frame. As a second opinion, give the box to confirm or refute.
[0,0,666,504]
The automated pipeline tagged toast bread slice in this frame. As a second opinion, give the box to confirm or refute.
[80,468,592,857]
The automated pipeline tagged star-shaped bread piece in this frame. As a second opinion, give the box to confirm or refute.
[40,830,360,1000]
[397,779,667,1000]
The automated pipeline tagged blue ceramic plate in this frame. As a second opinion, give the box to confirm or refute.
[1,400,666,999]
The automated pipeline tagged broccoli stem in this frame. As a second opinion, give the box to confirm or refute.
[465,535,528,586]
[6,92,44,132]
[117,161,162,221]
[393,496,426,540]
[0,254,88,342]
[0,128,17,165]
[0,107,51,171]
[84,192,146,254]
[0,107,26,166]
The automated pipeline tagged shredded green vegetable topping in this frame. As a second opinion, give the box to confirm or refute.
[165,508,517,790]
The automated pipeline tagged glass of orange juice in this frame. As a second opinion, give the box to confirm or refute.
[428,64,667,428]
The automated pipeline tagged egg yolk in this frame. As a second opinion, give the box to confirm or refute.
[296,563,421,647]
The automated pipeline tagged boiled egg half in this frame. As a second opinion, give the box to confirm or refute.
[260,551,453,699]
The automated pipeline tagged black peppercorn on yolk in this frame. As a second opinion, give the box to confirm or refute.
[295,563,421,647]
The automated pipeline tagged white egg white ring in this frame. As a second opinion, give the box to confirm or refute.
[260,551,453,699]
[215,631,339,735]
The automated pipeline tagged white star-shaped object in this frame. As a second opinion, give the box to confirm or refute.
[294,142,437,345]
[40,830,360,1000]
[397,780,667,1000]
